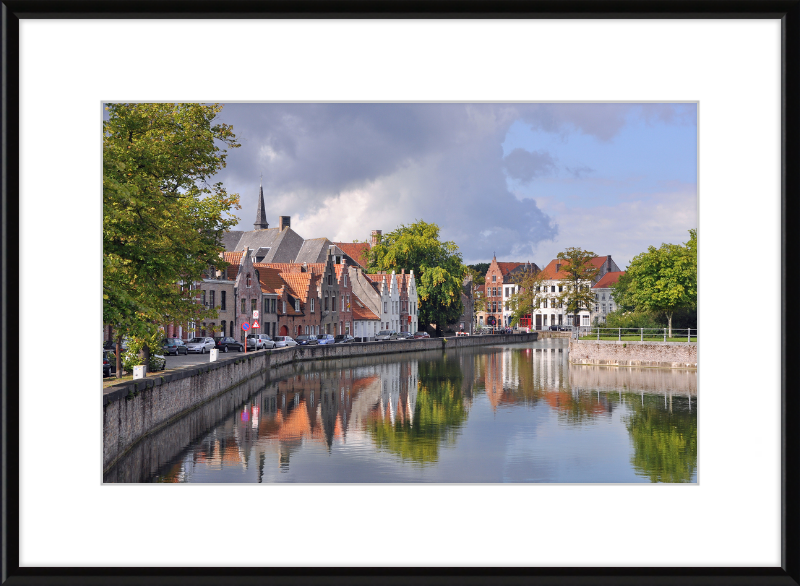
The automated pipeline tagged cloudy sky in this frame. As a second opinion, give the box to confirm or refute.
[212,103,697,268]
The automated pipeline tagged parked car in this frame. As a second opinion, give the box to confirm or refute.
[150,354,167,371]
[103,336,131,352]
[334,335,355,344]
[294,335,317,346]
[214,336,243,353]
[186,337,216,354]
[247,334,276,350]
[375,330,398,341]
[413,331,430,339]
[550,324,571,331]
[162,337,188,356]
[396,332,413,340]
[273,336,297,348]
[103,351,112,377]
[455,331,469,336]
[316,334,336,345]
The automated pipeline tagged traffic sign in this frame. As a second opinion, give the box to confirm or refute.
[252,320,260,329]
[253,310,259,320]
[242,322,250,331]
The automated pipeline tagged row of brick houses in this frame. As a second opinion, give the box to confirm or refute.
[479,254,623,330]
[125,185,419,343]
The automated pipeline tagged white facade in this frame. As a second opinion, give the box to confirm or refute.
[502,282,520,327]
[530,280,591,329]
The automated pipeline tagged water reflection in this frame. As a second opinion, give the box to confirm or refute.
[105,339,697,483]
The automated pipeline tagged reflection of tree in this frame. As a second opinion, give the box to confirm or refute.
[625,395,697,482]
[368,358,468,464]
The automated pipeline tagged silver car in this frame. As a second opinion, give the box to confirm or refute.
[273,336,297,348]
[186,337,216,354]
[375,330,398,341]
[247,334,276,350]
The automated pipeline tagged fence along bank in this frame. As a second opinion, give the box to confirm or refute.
[102,332,538,472]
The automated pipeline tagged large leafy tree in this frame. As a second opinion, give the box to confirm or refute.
[366,220,467,336]
[615,230,697,337]
[104,103,241,369]
[506,267,549,328]
[554,247,601,326]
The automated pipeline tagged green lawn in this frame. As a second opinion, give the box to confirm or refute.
[579,335,697,342]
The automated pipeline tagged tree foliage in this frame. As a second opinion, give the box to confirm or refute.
[367,220,466,334]
[554,247,601,323]
[103,103,241,344]
[613,230,697,336]
[506,267,549,327]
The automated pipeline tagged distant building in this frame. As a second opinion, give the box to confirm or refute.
[591,271,625,324]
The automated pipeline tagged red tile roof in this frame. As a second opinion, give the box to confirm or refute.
[253,264,284,294]
[279,272,315,314]
[223,251,243,280]
[496,262,523,277]
[592,271,625,289]
[334,242,371,267]
[538,257,608,280]
[351,295,379,321]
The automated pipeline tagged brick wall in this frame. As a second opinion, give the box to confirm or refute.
[568,339,697,368]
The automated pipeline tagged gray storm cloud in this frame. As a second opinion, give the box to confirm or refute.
[212,103,691,263]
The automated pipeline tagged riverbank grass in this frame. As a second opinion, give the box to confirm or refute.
[579,335,697,342]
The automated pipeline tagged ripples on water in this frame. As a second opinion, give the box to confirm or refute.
[104,338,697,483]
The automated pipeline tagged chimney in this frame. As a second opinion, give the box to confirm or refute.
[371,229,382,247]
[279,216,291,231]
[556,263,560,272]
[401,269,405,275]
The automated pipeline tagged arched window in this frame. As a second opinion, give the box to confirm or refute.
[246,273,251,288]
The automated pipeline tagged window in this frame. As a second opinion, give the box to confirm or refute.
[559,286,563,292]
[492,275,496,282]
[241,299,246,313]
[327,274,332,285]
[305,326,309,335]
[295,299,300,312]
[311,298,315,312]
[582,315,589,326]
[384,302,387,313]
[332,294,336,311]
[282,300,286,313]
[324,295,329,311]
[341,295,345,312]
[601,304,605,313]
[543,315,548,325]
[230,321,234,336]
[210,290,215,308]
[601,293,605,300]
[271,299,276,313]
[543,299,548,308]
[246,273,251,288]
[221,320,226,334]
[202,290,206,306]
[251,299,257,313]
[221,291,226,310]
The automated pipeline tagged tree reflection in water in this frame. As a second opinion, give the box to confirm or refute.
[368,355,468,464]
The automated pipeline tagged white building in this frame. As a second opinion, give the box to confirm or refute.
[591,271,625,324]
[530,255,621,330]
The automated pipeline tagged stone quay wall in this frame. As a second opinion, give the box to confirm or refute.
[568,339,697,369]
[103,332,537,472]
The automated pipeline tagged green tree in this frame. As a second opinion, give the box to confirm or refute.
[506,267,549,328]
[618,230,697,337]
[554,247,601,327]
[466,263,490,285]
[367,220,466,336]
[104,103,241,371]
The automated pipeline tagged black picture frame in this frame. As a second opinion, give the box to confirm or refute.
[2,1,797,584]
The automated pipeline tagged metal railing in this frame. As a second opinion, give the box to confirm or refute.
[578,327,697,342]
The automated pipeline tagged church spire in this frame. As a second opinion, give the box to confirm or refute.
[253,178,268,230]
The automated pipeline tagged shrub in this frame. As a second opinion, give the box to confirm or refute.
[604,310,661,330]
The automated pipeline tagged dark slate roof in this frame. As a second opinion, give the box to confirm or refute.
[234,227,304,264]
[295,238,332,264]
[220,231,245,252]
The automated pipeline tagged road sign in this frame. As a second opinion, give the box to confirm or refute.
[242,322,250,331]
[253,310,259,320]
[252,320,260,329]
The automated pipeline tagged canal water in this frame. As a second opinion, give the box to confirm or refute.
[104,338,697,483]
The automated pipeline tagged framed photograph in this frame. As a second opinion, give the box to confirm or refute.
[4,1,796,583]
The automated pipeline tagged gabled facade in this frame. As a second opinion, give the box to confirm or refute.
[531,255,621,330]
[591,270,625,324]
[253,264,283,338]
[366,272,400,332]
[484,256,524,328]
[276,271,320,338]
[351,293,380,341]
[396,269,418,334]
[233,247,261,342]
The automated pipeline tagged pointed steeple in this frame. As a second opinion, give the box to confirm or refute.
[253,178,269,230]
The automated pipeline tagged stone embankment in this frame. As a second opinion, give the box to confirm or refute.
[568,339,697,369]
[103,332,537,472]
